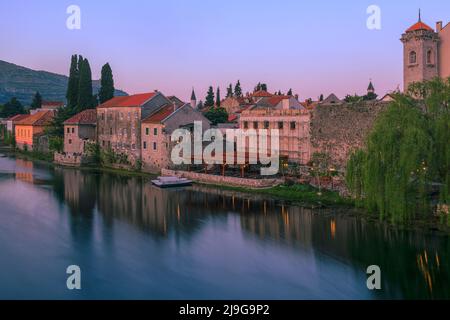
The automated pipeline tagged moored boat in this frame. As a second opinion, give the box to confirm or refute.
[151,176,193,188]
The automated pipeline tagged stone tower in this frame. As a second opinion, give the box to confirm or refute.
[401,11,440,91]
[190,88,197,109]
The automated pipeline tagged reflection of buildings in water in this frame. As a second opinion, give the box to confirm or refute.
[14,159,34,183]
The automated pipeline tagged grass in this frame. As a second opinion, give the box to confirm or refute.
[201,182,352,207]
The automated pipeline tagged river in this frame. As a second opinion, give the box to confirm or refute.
[0,152,448,299]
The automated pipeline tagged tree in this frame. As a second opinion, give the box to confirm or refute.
[30,91,42,110]
[98,63,115,103]
[234,80,242,97]
[216,87,221,107]
[261,83,267,91]
[205,86,215,107]
[255,82,261,92]
[0,97,25,118]
[346,78,450,222]
[287,88,293,96]
[77,58,94,112]
[344,94,363,103]
[66,55,79,110]
[226,84,233,98]
[204,107,228,125]
[363,92,378,101]
[319,94,324,102]
[197,100,204,109]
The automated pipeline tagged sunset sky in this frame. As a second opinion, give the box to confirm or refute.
[1,0,449,101]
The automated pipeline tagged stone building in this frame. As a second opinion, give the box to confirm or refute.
[14,110,54,151]
[239,108,311,164]
[54,109,97,166]
[401,14,450,90]
[96,91,172,166]
[141,103,211,173]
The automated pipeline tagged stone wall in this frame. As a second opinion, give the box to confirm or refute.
[310,101,389,169]
[162,169,284,188]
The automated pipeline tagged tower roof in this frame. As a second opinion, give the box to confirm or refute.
[191,88,196,100]
[406,10,433,32]
[368,81,375,91]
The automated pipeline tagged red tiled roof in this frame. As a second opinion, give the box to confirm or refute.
[97,93,156,108]
[42,101,64,107]
[15,110,55,126]
[406,21,433,32]
[267,95,289,106]
[142,104,175,123]
[228,114,238,122]
[8,114,29,122]
[251,90,273,98]
[64,109,97,125]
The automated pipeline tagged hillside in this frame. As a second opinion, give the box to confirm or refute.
[0,60,128,105]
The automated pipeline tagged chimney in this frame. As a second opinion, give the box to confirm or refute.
[436,21,443,32]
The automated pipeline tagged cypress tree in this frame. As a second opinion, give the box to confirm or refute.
[98,63,115,103]
[205,86,215,107]
[77,58,94,112]
[234,80,242,97]
[30,91,42,110]
[287,88,293,96]
[226,84,233,98]
[261,83,267,91]
[66,55,79,110]
[216,87,221,107]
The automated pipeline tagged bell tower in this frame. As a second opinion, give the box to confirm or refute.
[400,10,439,91]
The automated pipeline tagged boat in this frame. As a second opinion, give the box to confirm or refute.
[151,176,193,188]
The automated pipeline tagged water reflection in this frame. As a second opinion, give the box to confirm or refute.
[1,155,449,299]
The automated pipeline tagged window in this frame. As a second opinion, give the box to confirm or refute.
[110,128,113,135]
[101,113,105,120]
[253,121,258,129]
[102,140,105,147]
[264,121,269,129]
[67,127,70,134]
[427,49,433,64]
[244,121,248,129]
[145,128,149,135]
[290,121,296,130]
[143,141,147,149]
[71,127,75,133]
[132,144,136,150]
[154,128,158,136]
[153,142,157,150]
[68,139,72,144]
[278,121,284,129]
[409,51,417,64]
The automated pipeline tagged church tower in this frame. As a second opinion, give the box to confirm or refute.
[401,11,440,91]
[190,88,197,109]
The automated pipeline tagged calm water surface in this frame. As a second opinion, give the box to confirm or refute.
[0,153,449,299]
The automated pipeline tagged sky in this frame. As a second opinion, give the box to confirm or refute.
[1,0,449,102]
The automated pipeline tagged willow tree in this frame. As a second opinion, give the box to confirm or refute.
[346,78,450,222]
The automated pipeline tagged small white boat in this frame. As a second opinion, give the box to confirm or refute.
[151,176,193,188]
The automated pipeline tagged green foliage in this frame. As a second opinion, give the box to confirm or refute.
[346,78,450,222]
[319,94,324,101]
[216,87,221,107]
[84,142,101,164]
[363,92,378,101]
[77,58,94,112]
[234,80,242,97]
[204,107,228,125]
[205,86,215,107]
[66,54,79,109]
[226,84,233,98]
[344,94,363,103]
[0,97,25,117]
[48,136,64,153]
[30,91,42,110]
[287,88,293,96]
[309,152,333,178]
[98,63,115,104]
[100,147,130,166]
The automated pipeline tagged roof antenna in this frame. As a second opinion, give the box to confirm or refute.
[418,8,421,22]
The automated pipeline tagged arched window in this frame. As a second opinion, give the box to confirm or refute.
[409,51,417,64]
[427,49,433,64]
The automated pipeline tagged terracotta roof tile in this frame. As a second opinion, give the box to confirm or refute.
[97,93,156,108]
[8,114,29,122]
[251,90,273,98]
[15,110,55,126]
[406,21,433,32]
[64,109,97,125]
[142,104,175,123]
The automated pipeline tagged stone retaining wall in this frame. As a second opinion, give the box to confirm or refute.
[161,169,283,188]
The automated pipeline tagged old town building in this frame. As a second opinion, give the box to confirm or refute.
[141,103,211,173]
[14,110,54,151]
[96,91,172,166]
[401,14,450,90]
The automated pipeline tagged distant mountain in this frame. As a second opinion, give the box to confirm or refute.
[0,60,128,105]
